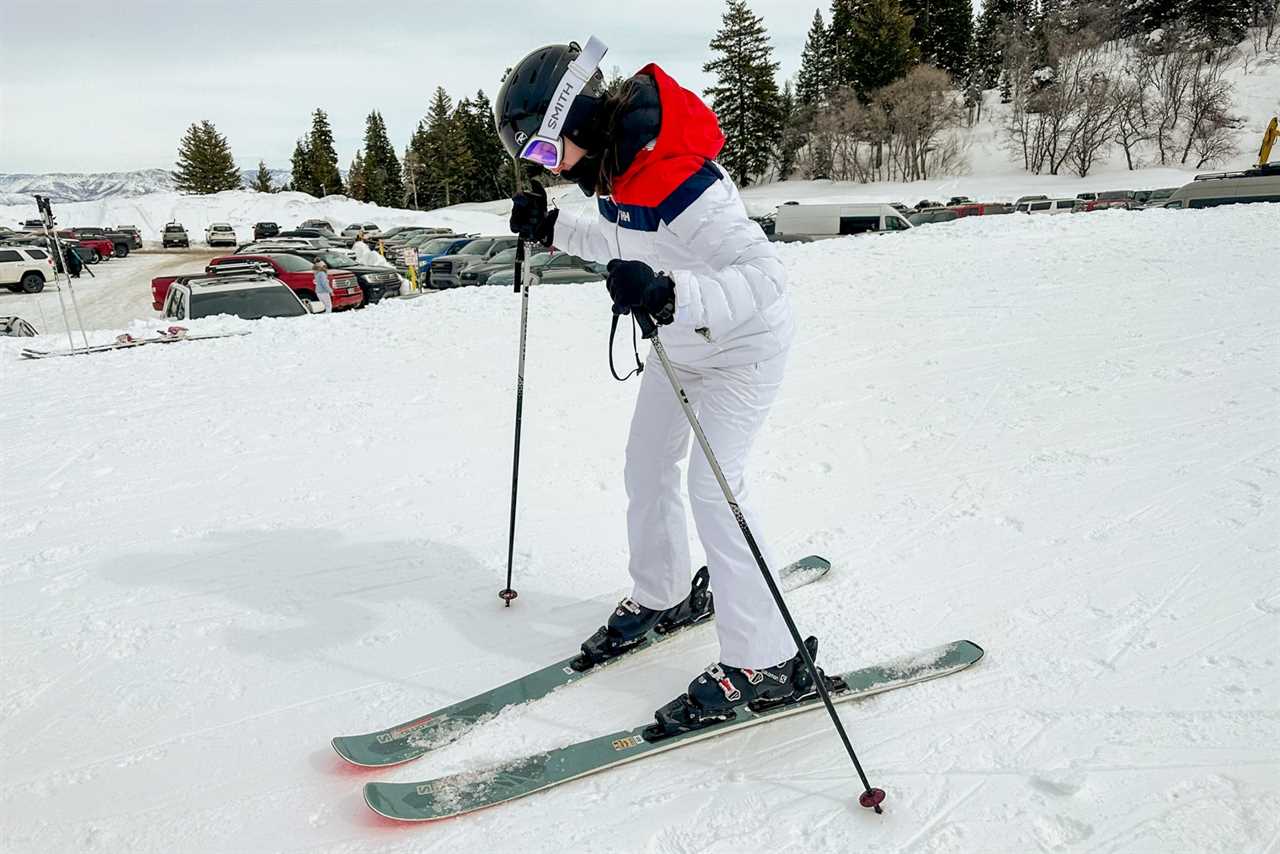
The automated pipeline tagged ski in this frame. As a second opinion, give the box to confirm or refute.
[20,328,248,359]
[364,639,985,822]
[331,555,831,768]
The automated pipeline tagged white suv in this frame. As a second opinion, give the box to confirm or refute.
[205,223,238,247]
[341,223,381,240]
[162,275,312,321]
[0,246,56,293]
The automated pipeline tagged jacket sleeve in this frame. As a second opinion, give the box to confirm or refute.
[661,179,786,337]
[549,198,615,266]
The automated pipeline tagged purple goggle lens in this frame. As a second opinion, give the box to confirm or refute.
[520,137,562,169]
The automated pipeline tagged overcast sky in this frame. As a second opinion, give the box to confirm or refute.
[0,0,832,174]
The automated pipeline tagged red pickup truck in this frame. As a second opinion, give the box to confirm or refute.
[151,253,362,311]
[56,231,114,263]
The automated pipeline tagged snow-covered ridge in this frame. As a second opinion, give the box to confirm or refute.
[0,167,294,206]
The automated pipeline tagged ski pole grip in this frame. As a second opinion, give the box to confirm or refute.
[633,308,658,340]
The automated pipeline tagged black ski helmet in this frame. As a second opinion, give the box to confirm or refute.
[494,40,606,162]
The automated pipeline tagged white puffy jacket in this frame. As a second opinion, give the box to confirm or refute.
[551,161,794,369]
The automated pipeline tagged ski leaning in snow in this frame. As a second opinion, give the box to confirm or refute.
[19,327,249,359]
[332,555,831,768]
[364,639,985,822]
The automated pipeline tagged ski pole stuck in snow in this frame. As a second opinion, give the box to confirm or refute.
[499,235,531,607]
[629,305,888,814]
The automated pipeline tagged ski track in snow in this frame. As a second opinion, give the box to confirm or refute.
[1,204,1277,853]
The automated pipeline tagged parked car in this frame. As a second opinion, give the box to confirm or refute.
[247,236,330,252]
[1,315,39,337]
[947,196,974,205]
[56,230,113,262]
[1014,198,1076,214]
[342,223,382,241]
[428,236,519,289]
[1141,187,1178,208]
[408,235,473,280]
[457,247,519,286]
[277,228,334,245]
[773,203,912,240]
[1160,165,1280,208]
[253,222,280,240]
[1014,195,1049,205]
[162,222,190,248]
[61,227,130,257]
[208,254,361,309]
[1075,192,1097,201]
[1079,190,1139,212]
[151,253,361,311]
[0,246,56,293]
[298,219,340,238]
[948,202,1009,217]
[206,223,237,247]
[162,275,311,321]
[907,208,960,226]
[115,225,144,249]
[486,251,606,287]
[246,247,401,305]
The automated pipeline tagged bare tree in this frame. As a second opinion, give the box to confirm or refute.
[1110,76,1150,170]
[1181,49,1244,167]
[1137,48,1196,165]
[874,65,967,181]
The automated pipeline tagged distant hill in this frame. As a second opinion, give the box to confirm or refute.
[0,167,297,205]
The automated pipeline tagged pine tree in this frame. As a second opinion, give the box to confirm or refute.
[972,0,1035,89]
[348,152,369,202]
[172,120,241,195]
[250,160,274,193]
[901,0,973,78]
[290,139,315,196]
[454,90,512,202]
[773,81,805,180]
[796,9,834,105]
[361,110,403,208]
[844,0,920,96]
[703,0,783,186]
[1184,0,1251,44]
[307,108,344,196]
[408,88,475,208]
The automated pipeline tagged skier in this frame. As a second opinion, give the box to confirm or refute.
[64,244,83,279]
[312,259,332,313]
[497,38,813,725]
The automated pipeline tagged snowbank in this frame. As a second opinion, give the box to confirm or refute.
[2,202,1276,852]
[0,189,507,243]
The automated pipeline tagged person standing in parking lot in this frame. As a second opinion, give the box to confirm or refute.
[313,259,332,313]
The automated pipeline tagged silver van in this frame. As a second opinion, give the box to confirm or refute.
[1161,164,1280,209]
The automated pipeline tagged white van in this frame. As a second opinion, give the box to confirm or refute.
[773,203,912,240]
[0,246,56,293]
[1161,164,1280,209]
[1014,198,1076,214]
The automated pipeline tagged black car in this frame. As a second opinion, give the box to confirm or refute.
[253,222,280,240]
[115,225,144,249]
[242,248,400,305]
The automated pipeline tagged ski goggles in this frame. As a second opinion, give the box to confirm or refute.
[518,35,608,170]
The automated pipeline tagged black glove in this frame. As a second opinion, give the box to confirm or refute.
[509,182,557,246]
[606,260,675,325]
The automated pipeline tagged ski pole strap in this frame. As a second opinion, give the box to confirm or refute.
[608,309,644,382]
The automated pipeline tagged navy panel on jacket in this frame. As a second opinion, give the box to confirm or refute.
[597,160,723,232]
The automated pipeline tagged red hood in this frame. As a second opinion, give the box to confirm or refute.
[610,64,724,208]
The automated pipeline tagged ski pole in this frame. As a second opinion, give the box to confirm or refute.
[629,307,887,814]
[498,237,530,607]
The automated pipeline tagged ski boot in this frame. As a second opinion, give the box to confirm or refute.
[570,567,714,672]
[643,636,828,741]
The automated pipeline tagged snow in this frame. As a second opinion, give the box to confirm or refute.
[0,190,506,245]
[2,201,1276,852]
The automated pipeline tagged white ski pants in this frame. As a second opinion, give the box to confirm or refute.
[625,349,795,669]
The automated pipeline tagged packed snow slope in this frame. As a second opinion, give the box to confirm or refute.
[1,204,1277,853]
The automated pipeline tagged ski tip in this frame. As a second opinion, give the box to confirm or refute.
[957,639,986,661]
